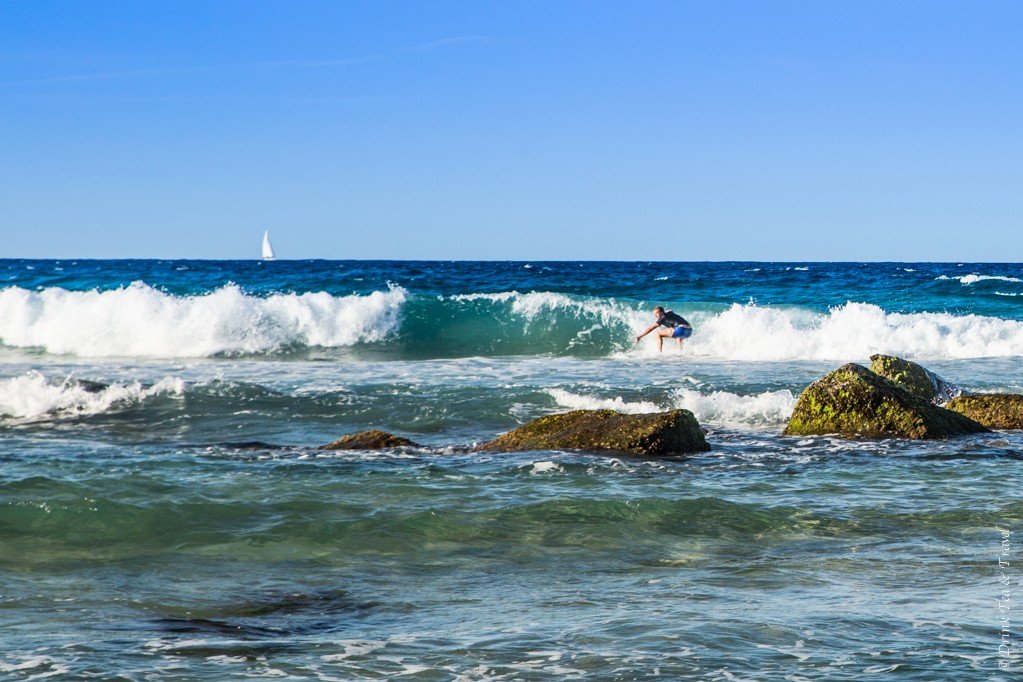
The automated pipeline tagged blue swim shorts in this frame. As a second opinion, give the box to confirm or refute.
[671,326,692,339]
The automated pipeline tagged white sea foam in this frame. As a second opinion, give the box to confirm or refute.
[0,283,407,358]
[454,292,1023,361]
[0,371,184,421]
[546,388,663,414]
[546,387,797,426]
[937,274,1022,284]
[684,301,1023,361]
[449,291,518,303]
[0,657,65,674]
[528,460,563,474]
[670,387,798,426]
[7,283,1023,362]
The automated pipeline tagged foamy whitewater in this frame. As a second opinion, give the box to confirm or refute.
[1,259,1021,680]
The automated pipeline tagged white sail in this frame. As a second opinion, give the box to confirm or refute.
[262,231,276,261]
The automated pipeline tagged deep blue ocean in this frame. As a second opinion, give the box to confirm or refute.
[1,259,1021,680]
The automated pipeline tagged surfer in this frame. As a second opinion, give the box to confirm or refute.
[635,306,693,352]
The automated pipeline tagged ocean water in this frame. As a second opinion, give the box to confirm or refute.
[1,259,1021,681]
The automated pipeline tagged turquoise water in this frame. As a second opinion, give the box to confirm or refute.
[1,260,1021,679]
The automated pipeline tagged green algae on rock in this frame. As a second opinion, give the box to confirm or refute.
[946,394,1023,430]
[319,429,421,450]
[784,363,989,439]
[869,354,964,405]
[478,409,710,457]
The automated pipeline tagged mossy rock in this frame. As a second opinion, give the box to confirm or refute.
[868,354,963,404]
[784,363,988,439]
[869,354,940,402]
[319,430,420,450]
[478,409,710,457]
[946,394,1023,429]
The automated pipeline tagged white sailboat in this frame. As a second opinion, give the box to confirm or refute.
[261,230,276,261]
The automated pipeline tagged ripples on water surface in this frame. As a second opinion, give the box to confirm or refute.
[2,260,1022,680]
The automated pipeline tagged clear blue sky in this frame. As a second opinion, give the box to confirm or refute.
[2,1,1021,261]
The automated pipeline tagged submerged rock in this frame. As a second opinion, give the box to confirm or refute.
[784,363,988,440]
[319,430,420,450]
[478,409,710,457]
[70,379,109,394]
[869,354,964,405]
[946,394,1023,430]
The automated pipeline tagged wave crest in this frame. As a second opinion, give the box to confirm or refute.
[545,388,663,415]
[671,387,798,426]
[0,371,183,422]
[689,301,1023,361]
[937,274,1023,285]
[5,284,1023,361]
[547,387,798,426]
[0,283,407,358]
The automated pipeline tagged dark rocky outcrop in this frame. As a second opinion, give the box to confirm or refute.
[869,354,965,405]
[784,363,989,439]
[946,394,1023,430]
[70,379,109,394]
[477,409,710,457]
[319,430,420,450]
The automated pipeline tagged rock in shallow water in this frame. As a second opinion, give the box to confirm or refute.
[477,409,710,457]
[784,363,988,440]
[869,354,964,405]
[319,430,420,450]
[946,394,1023,430]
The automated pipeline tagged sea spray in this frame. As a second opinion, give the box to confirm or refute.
[938,274,1023,285]
[0,371,184,422]
[5,281,1023,361]
[545,388,664,415]
[670,387,798,426]
[687,301,1023,362]
[545,386,798,427]
[0,283,407,358]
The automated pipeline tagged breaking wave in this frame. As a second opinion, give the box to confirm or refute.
[547,387,798,426]
[3,284,1023,361]
[686,301,1023,361]
[937,274,1023,285]
[545,388,664,415]
[444,294,1023,361]
[0,283,407,358]
[0,371,183,422]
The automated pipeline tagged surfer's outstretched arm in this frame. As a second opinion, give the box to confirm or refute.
[635,323,659,343]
